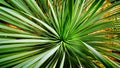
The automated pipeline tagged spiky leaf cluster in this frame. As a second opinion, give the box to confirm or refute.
[0,0,120,68]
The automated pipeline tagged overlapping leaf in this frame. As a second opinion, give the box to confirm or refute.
[0,0,120,68]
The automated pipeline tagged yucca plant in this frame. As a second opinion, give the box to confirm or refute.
[0,0,120,68]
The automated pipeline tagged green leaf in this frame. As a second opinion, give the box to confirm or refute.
[34,45,60,68]
[82,41,119,68]
[0,49,40,63]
